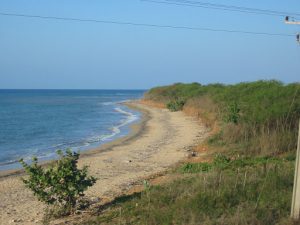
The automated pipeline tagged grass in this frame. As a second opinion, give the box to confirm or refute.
[79,156,296,225]
[179,153,296,174]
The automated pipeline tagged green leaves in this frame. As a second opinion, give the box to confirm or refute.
[180,162,213,173]
[166,99,185,112]
[19,149,96,214]
[179,154,287,174]
[226,102,240,124]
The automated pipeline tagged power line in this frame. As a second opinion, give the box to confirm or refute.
[0,12,294,37]
[144,0,300,17]
[142,0,284,17]
[141,0,300,18]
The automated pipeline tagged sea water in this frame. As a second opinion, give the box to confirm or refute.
[0,89,145,170]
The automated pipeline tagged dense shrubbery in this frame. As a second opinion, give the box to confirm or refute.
[145,80,300,155]
[166,99,185,112]
[145,82,203,103]
[20,150,96,216]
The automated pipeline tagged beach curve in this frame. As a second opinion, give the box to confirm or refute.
[0,101,208,225]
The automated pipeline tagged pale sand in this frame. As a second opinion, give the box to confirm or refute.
[0,101,208,225]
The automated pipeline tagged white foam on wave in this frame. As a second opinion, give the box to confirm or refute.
[85,107,138,144]
[101,102,115,106]
[101,100,130,106]
[102,107,138,141]
[114,107,138,127]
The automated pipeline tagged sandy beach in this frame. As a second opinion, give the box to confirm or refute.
[0,101,208,225]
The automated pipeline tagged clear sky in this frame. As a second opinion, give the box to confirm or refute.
[0,0,299,89]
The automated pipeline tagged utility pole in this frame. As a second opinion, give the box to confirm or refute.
[285,15,300,220]
[291,121,300,220]
[285,16,300,44]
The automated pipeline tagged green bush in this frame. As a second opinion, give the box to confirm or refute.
[19,149,96,215]
[166,99,185,112]
[226,102,240,124]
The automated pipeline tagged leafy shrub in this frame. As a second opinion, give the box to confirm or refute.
[226,102,240,124]
[166,99,185,111]
[19,149,96,215]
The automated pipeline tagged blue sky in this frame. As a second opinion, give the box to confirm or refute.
[0,0,299,89]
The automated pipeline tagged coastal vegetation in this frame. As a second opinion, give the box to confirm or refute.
[79,80,300,224]
[145,80,300,156]
[20,150,96,220]
[82,154,295,225]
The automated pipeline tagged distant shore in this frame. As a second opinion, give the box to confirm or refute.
[0,101,208,225]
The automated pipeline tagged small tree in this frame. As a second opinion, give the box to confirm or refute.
[19,149,96,215]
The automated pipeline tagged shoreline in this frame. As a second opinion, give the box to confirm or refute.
[0,100,149,179]
[0,101,208,224]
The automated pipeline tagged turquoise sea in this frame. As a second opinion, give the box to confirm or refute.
[0,89,145,170]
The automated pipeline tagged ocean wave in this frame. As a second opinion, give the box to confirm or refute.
[85,107,138,143]
[101,102,115,106]
[0,106,139,169]
[0,159,20,167]
[0,151,56,167]
[100,100,130,106]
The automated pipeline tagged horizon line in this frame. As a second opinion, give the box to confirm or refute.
[0,88,148,91]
